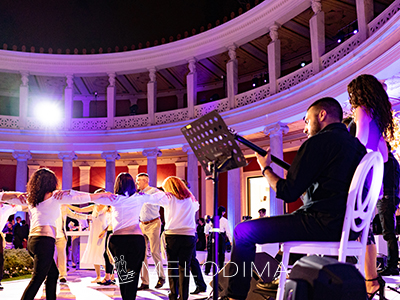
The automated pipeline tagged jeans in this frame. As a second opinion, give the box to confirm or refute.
[22,236,59,300]
[165,234,196,300]
[108,234,145,300]
[377,196,400,268]
[227,211,344,300]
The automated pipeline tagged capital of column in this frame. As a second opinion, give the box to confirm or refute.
[148,68,157,82]
[65,74,74,88]
[269,23,280,42]
[188,58,197,73]
[228,45,237,60]
[108,73,116,87]
[182,144,194,155]
[142,148,162,159]
[311,0,322,14]
[264,122,289,138]
[12,150,32,161]
[58,151,77,162]
[101,151,120,162]
[20,71,29,86]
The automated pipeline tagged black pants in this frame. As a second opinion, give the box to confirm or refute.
[108,234,145,300]
[22,236,59,300]
[377,196,400,268]
[104,230,114,274]
[191,235,207,290]
[165,235,196,300]
[227,212,343,300]
[205,232,226,274]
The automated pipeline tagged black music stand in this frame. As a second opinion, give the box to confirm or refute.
[181,110,247,300]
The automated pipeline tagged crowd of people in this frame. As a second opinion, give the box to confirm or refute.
[0,73,399,300]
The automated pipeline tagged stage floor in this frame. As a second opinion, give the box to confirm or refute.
[1,252,400,300]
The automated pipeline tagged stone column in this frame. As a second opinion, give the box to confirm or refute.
[309,0,325,73]
[107,73,116,129]
[101,151,120,192]
[147,68,157,125]
[201,168,214,217]
[82,100,91,117]
[268,24,281,95]
[264,122,289,216]
[226,45,238,109]
[12,151,32,192]
[28,164,40,180]
[142,148,162,187]
[19,72,29,129]
[228,167,242,232]
[58,152,77,189]
[187,59,197,119]
[79,165,91,192]
[175,161,186,180]
[356,0,374,42]
[183,145,199,201]
[64,74,74,129]
[127,164,140,179]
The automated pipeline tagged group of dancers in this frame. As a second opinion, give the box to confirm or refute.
[0,171,199,300]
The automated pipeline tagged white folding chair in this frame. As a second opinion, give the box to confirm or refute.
[276,151,384,300]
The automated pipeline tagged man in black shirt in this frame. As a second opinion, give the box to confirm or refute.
[227,97,367,300]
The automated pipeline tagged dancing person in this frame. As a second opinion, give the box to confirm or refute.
[348,74,395,298]
[0,168,114,300]
[94,172,166,300]
[55,205,90,283]
[98,205,115,285]
[0,201,24,290]
[68,197,109,283]
[226,97,366,300]
[136,173,165,290]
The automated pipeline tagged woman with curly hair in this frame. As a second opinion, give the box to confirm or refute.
[1,168,114,300]
[347,74,395,299]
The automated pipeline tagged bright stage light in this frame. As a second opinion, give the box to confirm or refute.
[34,101,63,126]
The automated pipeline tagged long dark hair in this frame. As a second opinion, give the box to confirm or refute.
[27,168,58,207]
[114,172,136,196]
[347,74,394,140]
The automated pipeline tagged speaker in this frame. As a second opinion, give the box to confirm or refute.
[285,255,367,300]
[210,252,280,300]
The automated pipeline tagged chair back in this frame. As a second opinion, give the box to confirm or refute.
[338,151,384,262]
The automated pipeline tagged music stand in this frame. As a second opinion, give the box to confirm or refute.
[181,110,247,300]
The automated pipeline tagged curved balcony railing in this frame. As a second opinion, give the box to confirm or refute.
[0,0,399,153]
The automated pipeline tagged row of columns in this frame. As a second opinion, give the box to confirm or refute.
[10,121,288,232]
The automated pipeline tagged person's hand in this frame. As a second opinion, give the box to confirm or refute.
[255,148,271,170]
[87,215,92,221]
[54,190,70,200]
[99,231,105,239]
[18,193,28,204]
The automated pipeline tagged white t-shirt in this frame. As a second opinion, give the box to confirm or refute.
[0,203,23,231]
[220,216,232,242]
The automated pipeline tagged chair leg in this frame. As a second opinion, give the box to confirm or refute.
[276,250,290,300]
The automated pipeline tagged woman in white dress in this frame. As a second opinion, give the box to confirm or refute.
[68,194,109,283]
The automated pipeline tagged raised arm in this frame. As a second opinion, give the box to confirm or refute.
[0,192,27,205]
[67,204,95,213]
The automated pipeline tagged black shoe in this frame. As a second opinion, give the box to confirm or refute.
[378,266,399,276]
[59,278,67,283]
[138,283,149,290]
[99,280,113,286]
[366,276,385,300]
[0,283,3,290]
[155,278,165,288]
[190,287,207,294]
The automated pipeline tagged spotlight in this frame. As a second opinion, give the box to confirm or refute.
[300,62,306,68]
[34,101,62,126]
[353,29,358,34]
[337,39,342,43]
[252,77,259,88]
